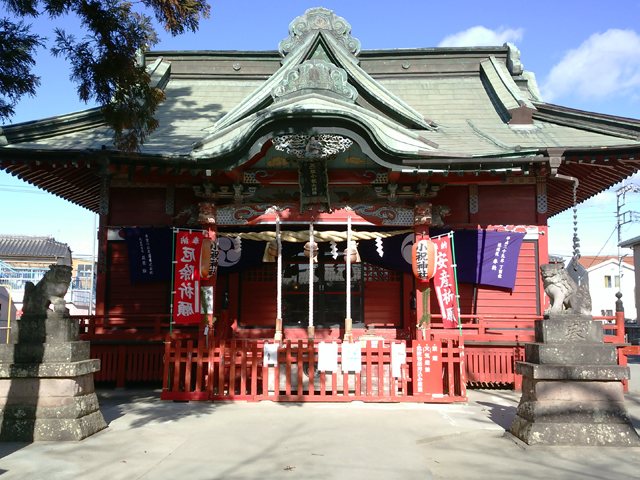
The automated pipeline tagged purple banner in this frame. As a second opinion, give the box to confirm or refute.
[455,230,525,290]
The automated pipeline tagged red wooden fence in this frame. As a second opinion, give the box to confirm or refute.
[73,313,633,391]
[161,336,467,403]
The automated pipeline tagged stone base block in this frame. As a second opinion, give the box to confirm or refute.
[516,362,629,381]
[509,415,640,446]
[525,343,617,365]
[12,314,79,344]
[0,374,97,400]
[536,315,603,344]
[0,342,90,364]
[521,378,625,402]
[0,410,107,441]
[0,359,101,379]
[515,399,632,424]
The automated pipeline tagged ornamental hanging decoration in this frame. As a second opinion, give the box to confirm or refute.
[412,238,436,287]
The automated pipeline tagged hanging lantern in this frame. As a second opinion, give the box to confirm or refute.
[304,241,318,262]
[200,237,213,279]
[412,239,436,282]
[343,240,360,263]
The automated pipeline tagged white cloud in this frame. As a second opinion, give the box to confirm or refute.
[542,29,640,103]
[438,26,524,47]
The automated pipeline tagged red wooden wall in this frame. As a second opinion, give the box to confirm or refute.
[105,242,170,315]
[104,187,171,316]
[364,264,402,327]
[239,265,277,327]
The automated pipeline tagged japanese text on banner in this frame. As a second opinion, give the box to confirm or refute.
[172,231,204,324]
[433,235,459,329]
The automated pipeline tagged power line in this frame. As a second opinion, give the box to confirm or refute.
[584,225,618,269]
[0,186,47,195]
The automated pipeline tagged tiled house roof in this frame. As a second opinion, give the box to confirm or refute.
[579,255,634,270]
[0,235,72,263]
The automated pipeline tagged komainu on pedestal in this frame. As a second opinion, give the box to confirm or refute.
[0,264,106,441]
[508,262,640,446]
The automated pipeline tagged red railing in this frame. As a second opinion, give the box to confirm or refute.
[72,312,632,390]
[161,336,467,403]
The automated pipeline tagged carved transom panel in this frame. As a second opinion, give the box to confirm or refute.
[272,134,353,159]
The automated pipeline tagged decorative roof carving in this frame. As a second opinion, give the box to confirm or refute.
[272,134,353,159]
[271,60,358,102]
[278,7,361,57]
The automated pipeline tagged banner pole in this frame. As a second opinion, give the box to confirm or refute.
[344,216,353,342]
[308,223,315,340]
[448,231,462,335]
[275,215,283,342]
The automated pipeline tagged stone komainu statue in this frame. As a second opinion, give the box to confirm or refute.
[22,264,73,316]
[540,262,592,316]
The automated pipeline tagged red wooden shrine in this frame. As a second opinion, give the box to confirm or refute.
[2,8,640,401]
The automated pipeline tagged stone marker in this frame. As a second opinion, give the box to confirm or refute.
[0,264,106,441]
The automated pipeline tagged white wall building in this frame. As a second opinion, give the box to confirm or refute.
[582,256,635,320]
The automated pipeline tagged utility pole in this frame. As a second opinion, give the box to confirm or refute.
[616,184,640,311]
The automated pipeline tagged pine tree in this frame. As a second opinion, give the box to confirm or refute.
[0,0,210,151]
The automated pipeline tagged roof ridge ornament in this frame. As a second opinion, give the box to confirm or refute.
[278,7,361,57]
[271,59,358,103]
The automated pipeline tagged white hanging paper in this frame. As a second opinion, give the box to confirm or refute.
[341,342,362,373]
[318,342,338,372]
[200,286,214,314]
[391,342,406,378]
[263,343,279,367]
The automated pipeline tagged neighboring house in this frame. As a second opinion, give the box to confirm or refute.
[0,235,94,316]
[579,255,635,320]
[0,286,16,343]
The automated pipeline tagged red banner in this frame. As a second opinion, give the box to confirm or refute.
[433,235,459,329]
[412,340,443,395]
[172,231,204,325]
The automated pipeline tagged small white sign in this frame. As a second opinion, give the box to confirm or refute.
[318,342,338,372]
[263,343,279,367]
[391,342,406,378]
[341,343,362,373]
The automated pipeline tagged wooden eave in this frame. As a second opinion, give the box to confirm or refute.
[547,146,640,217]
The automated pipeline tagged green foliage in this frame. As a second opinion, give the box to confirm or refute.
[0,18,44,119]
[0,0,210,151]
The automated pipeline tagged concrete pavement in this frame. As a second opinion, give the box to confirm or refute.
[0,364,639,479]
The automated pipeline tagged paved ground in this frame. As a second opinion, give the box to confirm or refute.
[0,363,639,480]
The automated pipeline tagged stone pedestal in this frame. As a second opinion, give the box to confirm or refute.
[509,314,640,446]
[0,311,106,441]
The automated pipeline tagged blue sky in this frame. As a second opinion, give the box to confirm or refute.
[2,0,640,256]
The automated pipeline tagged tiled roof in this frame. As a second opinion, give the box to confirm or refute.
[1,7,639,216]
[0,235,72,261]
[579,255,634,269]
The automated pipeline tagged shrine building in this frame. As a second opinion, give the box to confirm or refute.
[2,7,640,402]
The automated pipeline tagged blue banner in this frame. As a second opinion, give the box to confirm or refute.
[122,227,173,283]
